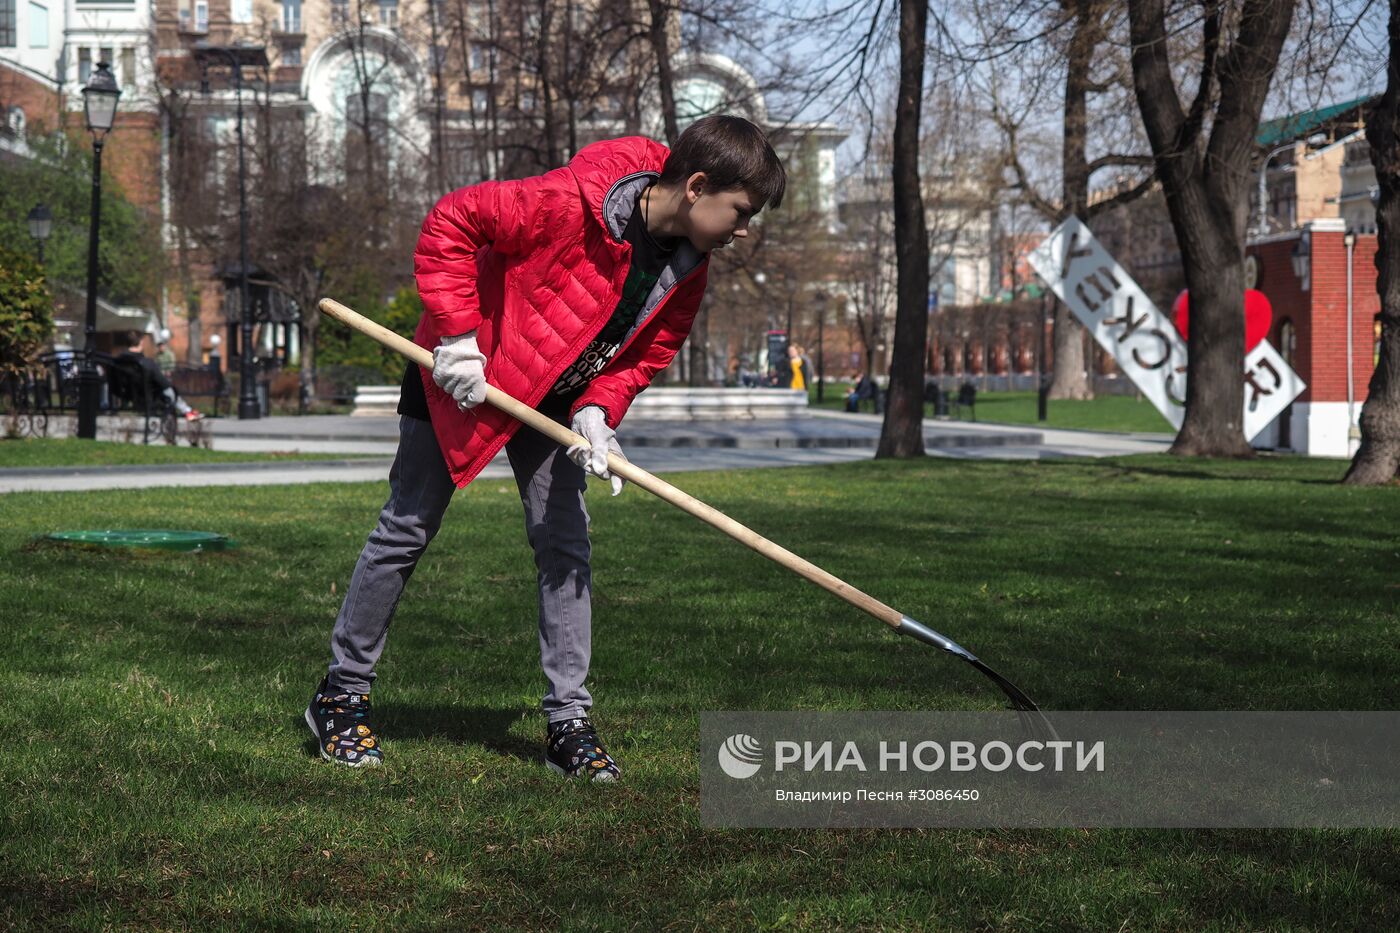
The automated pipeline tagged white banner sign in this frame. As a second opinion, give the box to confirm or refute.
[1242,339,1307,440]
[1027,217,1304,441]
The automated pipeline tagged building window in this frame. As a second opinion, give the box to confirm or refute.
[232,0,251,23]
[378,0,397,28]
[120,47,135,87]
[0,0,15,47]
[281,0,300,32]
[195,0,207,31]
[331,0,348,26]
[78,47,92,83]
[519,90,536,111]
[99,45,112,68]
[471,88,488,112]
[27,1,45,47]
[281,45,301,66]
[469,42,485,71]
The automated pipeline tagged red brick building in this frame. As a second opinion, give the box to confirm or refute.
[1247,218,1379,456]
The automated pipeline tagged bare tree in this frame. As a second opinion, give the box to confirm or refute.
[1345,0,1400,485]
[1128,0,1296,457]
[875,0,931,458]
[978,0,1155,399]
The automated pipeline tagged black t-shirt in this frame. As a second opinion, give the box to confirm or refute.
[399,193,677,423]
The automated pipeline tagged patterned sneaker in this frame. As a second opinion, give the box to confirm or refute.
[545,716,620,782]
[304,676,383,767]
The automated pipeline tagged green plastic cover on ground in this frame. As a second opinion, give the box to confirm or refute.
[43,530,235,552]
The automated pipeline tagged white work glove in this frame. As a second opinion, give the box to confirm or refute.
[567,406,627,496]
[431,331,488,411]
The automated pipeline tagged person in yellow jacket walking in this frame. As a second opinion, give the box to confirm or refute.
[787,344,806,391]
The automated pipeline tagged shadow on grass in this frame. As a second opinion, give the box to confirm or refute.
[1029,456,1347,485]
[377,703,538,762]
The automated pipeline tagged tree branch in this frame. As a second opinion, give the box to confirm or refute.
[1128,0,1187,161]
[1085,152,1157,174]
[1177,0,1221,155]
[1082,174,1158,221]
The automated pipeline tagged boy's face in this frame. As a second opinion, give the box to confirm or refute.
[682,172,759,253]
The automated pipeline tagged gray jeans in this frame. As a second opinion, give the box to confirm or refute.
[326,414,593,724]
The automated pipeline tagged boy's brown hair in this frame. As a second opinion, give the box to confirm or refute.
[658,115,786,211]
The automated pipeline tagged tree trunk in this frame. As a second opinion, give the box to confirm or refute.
[876,0,930,459]
[1047,297,1093,398]
[1128,0,1294,457]
[1172,198,1252,456]
[646,0,680,145]
[1345,1,1400,485]
[1050,0,1099,400]
[536,0,559,167]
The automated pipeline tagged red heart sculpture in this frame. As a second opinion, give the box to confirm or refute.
[1171,289,1274,352]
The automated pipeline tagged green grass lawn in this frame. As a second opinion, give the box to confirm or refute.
[808,383,1173,434]
[2,455,1397,928]
[0,438,377,469]
[966,391,1173,434]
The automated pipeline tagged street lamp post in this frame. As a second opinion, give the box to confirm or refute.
[1037,291,1050,423]
[813,292,827,404]
[194,42,268,420]
[27,203,53,264]
[1254,142,1296,239]
[76,62,121,441]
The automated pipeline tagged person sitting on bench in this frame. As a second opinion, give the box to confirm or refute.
[113,330,202,421]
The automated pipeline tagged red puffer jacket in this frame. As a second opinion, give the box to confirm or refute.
[412,136,710,488]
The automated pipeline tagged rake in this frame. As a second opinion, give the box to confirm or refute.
[319,297,1057,741]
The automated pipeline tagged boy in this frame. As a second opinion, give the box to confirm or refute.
[306,115,785,780]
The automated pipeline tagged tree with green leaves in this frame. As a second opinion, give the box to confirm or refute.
[0,134,163,309]
[0,246,55,379]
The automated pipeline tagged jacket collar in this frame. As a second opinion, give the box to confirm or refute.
[568,136,706,279]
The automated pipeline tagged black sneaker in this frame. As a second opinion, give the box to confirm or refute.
[304,676,384,767]
[545,716,620,781]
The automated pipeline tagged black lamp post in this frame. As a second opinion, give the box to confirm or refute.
[813,291,827,403]
[194,42,268,420]
[27,203,53,264]
[1037,291,1050,423]
[76,62,121,441]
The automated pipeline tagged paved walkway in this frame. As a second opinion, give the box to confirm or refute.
[0,411,1172,493]
[202,411,1046,454]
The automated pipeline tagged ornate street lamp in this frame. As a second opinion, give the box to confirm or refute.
[76,62,121,441]
[194,42,269,420]
[27,203,53,263]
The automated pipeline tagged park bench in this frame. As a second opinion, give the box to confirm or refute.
[170,365,229,417]
[101,353,182,444]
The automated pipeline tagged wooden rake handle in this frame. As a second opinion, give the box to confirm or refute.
[318,297,904,632]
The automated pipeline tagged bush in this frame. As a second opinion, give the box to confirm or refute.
[0,246,54,379]
[314,286,423,384]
